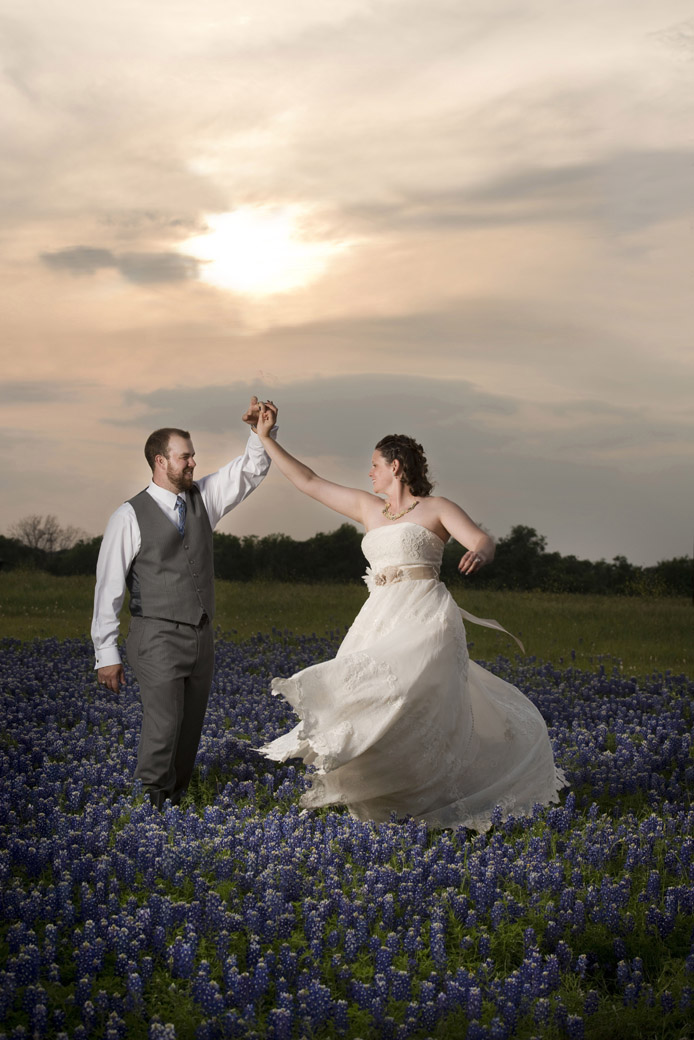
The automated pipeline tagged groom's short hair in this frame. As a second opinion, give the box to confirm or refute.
[144,428,191,471]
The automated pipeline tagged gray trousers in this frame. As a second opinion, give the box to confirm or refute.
[125,615,214,807]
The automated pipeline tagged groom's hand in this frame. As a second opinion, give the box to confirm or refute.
[242,396,261,428]
[98,664,124,692]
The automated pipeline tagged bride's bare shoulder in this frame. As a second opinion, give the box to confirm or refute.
[423,497,478,530]
[431,495,471,514]
[420,494,459,513]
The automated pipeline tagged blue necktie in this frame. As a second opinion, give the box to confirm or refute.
[175,496,186,537]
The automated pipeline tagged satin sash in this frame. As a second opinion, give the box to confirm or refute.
[364,566,525,653]
[458,605,525,654]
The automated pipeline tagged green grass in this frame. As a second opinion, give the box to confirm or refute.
[0,569,690,676]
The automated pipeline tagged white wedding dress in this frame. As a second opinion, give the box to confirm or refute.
[260,522,567,831]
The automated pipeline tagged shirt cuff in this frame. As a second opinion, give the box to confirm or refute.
[94,645,123,669]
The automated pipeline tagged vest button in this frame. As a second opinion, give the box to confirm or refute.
[183,544,189,550]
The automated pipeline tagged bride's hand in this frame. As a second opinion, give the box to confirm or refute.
[256,400,277,438]
[458,549,487,575]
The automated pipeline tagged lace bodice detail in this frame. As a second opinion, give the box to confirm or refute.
[362,523,445,571]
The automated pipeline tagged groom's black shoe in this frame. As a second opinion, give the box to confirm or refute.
[147,788,169,810]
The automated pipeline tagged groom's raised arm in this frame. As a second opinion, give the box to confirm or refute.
[196,397,278,528]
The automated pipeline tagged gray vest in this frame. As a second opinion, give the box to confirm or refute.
[126,484,215,624]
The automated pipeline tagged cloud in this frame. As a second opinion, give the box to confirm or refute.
[347,149,694,235]
[112,375,515,461]
[40,246,201,283]
[0,380,85,404]
[652,17,694,59]
[109,373,693,470]
[87,290,691,419]
[40,246,116,275]
[100,373,690,565]
[116,252,200,284]
[3,0,693,568]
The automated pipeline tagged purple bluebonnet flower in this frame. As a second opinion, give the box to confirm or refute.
[3,636,694,1037]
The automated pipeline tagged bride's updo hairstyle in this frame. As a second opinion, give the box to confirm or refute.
[375,435,434,497]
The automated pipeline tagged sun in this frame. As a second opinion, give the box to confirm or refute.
[178,205,349,295]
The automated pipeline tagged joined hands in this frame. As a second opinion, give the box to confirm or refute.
[242,395,278,432]
[255,399,277,439]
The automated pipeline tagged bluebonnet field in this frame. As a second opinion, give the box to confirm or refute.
[1,632,694,1040]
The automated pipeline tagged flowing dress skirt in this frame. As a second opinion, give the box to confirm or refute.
[260,574,566,831]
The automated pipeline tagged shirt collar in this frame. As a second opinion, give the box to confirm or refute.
[148,480,185,509]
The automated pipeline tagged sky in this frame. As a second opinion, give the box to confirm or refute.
[2,0,693,566]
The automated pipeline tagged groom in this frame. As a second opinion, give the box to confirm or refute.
[91,396,277,808]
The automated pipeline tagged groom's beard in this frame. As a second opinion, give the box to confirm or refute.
[167,465,195,492]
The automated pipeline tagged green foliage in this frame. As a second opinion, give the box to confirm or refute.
[0,571,690,675]
[443,525,692,597]
[213,523,365,583]
[0,533,45,570]
[44,536,103,576]
[0,534,102,576]
[2,521,691,595]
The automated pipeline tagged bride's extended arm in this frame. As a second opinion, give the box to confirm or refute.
[437,498,495,575]
[256,405,373,524]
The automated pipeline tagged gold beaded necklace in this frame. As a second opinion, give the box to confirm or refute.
[382,500,419,521]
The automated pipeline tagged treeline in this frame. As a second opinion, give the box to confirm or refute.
[1,525,690,597]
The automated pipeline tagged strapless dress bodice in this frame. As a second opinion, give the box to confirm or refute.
[361,522,445,572]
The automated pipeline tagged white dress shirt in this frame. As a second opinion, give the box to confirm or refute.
[92,429,273,669]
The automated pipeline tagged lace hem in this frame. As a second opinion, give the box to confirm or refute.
[327,766,570,832]
[260,651,400,772]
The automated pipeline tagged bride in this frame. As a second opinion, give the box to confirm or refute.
[254,403,566,831]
